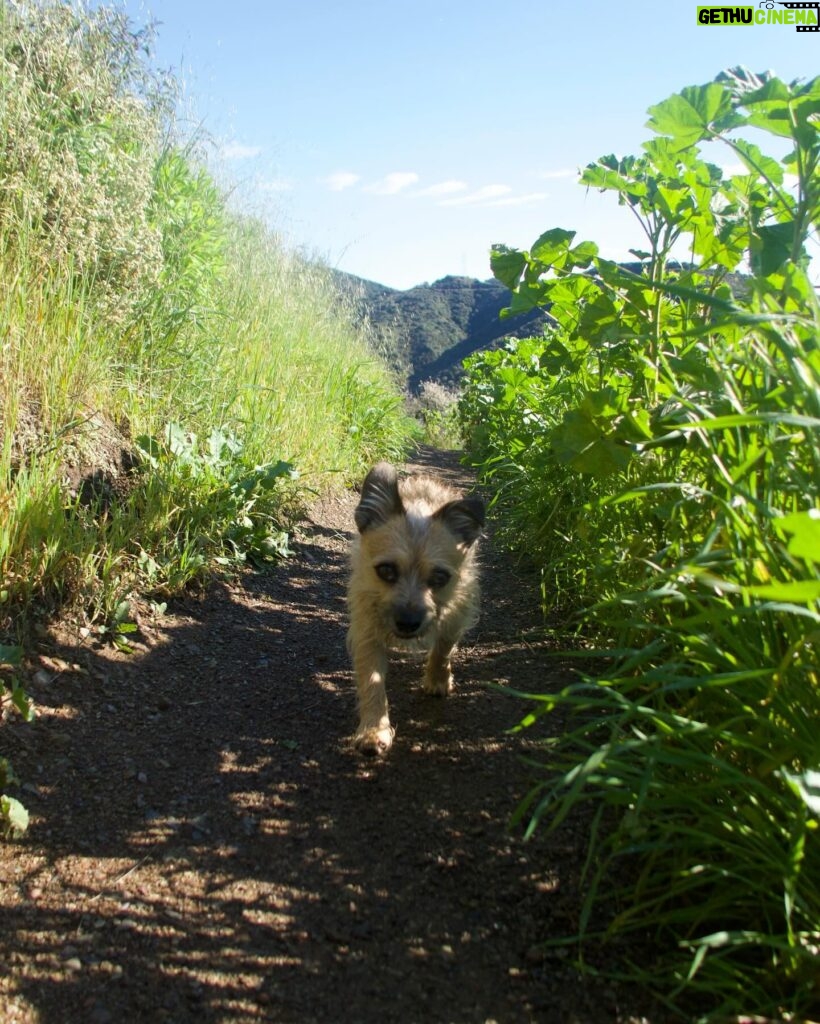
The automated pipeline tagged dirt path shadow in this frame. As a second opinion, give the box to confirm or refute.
[0,447,655,1023]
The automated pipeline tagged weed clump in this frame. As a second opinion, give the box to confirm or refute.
[461,69,820,1022]
[0,0,410,633]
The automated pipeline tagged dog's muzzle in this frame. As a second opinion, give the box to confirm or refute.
[392,607,429,639]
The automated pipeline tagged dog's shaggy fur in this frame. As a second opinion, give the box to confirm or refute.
[347,462,484,755]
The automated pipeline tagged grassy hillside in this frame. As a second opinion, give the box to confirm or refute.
[338,272,551,389]
[0,0,410,652]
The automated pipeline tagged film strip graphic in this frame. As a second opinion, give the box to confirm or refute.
[777,1,820,30]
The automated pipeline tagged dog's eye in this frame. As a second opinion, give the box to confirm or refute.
[375,562,399,584]
[428,567,451,590]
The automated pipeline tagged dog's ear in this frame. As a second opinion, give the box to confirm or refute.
[355,462,404,533]
[435,496,485,546]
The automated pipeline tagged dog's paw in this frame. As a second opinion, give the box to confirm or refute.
[423,669,454,697]
[353,724,395,757]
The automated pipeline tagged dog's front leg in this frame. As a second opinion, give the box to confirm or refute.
[351,641,394,755]
[424,637,455,696]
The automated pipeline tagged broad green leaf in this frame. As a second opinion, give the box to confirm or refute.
[641,137,689,178]
[113,600,132,624]
[742,77,803,139]
[582,161,646,196]
[580,387,626,419]
[234,460,296,495]
[551,408,633,476]
[792,77,820,138]
[775,509,820,564]
[618,407,653,442]
[530,228,576,267]
[165,422,191,456]
[501,283,543,317]
[207,427,241,463]
[576,289,620,333]
[729,139,785,187]
[256,532,291,561]
[490,244,527,290]
[0,645,22,667]
[545,274,598,315]
[135,434,162,466]
[1,795,29,838]
[569,240,598,267]
[647,83,740,151]
[656,183,689,218]
[538,338,577,375]
[744,77,793,104]
[256,460,296,488]
[692,215,746,271]
[581,156,651,209]
[751,220,796,276]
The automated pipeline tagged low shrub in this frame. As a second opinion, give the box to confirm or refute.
[461,69,820,1020]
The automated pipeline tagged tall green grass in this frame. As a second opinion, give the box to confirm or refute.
[0,3,409,639]
[461,70,820,1021]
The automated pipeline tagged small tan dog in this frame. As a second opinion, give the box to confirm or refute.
[347,462,484,755]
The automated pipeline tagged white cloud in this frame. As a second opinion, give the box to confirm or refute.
[260,178,293,193]
[485,191,549,208]
[221,142,263,161]
[719,162,749,177]
[324,171,361,192]
[364,172,420,195]
[415,180,468,198]
[539,168,576,180]
[439,184,513,207]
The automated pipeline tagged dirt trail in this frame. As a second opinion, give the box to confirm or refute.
[0,447,653,1024]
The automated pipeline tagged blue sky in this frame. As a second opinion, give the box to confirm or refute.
[125,0,818,290]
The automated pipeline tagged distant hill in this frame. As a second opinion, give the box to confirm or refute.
[336,265,749,393]
[335,272,552,392]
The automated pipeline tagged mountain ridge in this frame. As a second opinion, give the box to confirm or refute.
[334,271,551,391]
[338,264,750,393]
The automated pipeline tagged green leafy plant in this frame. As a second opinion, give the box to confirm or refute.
[461,69,820,1021]
[135,423,296,568]
[1,1,411,642]
[0,643,33,721]
[92,599,139,654]
[1,760,29,840]
[1,643,31,839]
[411,380,463,448]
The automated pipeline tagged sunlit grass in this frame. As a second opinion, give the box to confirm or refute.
[0,0,410,641]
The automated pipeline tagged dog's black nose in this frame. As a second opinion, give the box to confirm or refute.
[394,610,425,637]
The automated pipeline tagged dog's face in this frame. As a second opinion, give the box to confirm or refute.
[351,463,484,648]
